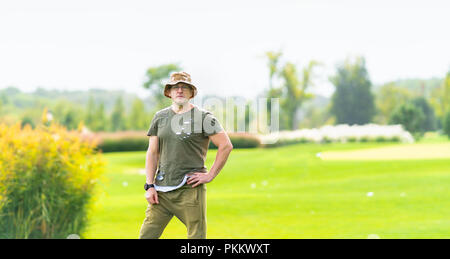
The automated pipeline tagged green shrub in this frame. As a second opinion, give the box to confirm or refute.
[444,110,450,139]
[299,138,309,143]
[375,136,387,142]
[321,136,332,144]
[97,132,261,152]
[360,136,370,142]
[98,137,148,152]
[0,123,104,238]
[374,136,401,143]
[389,136,401,142]
[209,133,260,149]
[347,137,357,142]
[389,102,425,140]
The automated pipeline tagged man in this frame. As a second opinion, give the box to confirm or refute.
[139,71,233,239]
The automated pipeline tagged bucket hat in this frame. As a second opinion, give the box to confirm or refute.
[164,71,197,98]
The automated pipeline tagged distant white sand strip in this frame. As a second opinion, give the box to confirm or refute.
[320,143,450,160]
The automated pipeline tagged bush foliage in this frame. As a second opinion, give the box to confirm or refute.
[94,131,261,152]
[98,137,149,152]
[209,133,261,149]
[444,110,450,139]
[0,123,104,238]
[389,102,426,140]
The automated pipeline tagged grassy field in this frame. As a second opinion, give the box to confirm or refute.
[84,133,450,239]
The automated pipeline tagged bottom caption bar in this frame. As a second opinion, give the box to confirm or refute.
[179,241,271,256]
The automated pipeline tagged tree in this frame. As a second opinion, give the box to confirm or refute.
[84,96,96,130]
[298,102,334,129]
[128,98,149,130]
[264,51,283,128]
[93,102,107,131]
[266,51,282,90]
[281,62,314,130]
[0,92,9,106]
[443,110,450,139]
[374,83,413,124]
[110,97,126,131]
[412,97,436,132]
[264,51,319,130]
[62,109,77,130]
[389,102,425,140]
[51,102,83,130]
[143,64,181,110]
[430,71,450,129]
[0,94,4,114]
[84,99,107,132]
[330,56,375,125]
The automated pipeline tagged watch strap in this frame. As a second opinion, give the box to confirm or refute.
[144,183,155,191]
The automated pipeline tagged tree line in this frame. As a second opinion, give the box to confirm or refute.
[1,52,450,139]
[0,90,154,132]
[262,51,450,139]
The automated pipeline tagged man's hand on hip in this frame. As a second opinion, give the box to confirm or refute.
[187,172,214,188]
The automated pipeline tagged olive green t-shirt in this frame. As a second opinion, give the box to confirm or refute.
[147,105,224,187]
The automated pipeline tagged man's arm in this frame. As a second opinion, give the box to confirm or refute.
[145,136,159,204]
[187,131,233,187]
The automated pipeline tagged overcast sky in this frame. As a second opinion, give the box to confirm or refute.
[0,0,449,100]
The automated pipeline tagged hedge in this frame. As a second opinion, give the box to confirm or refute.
[209,133,260,149]
[94,132,261,152]
[98,137,149,152]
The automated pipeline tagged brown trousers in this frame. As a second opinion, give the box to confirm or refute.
[139,183,207,239]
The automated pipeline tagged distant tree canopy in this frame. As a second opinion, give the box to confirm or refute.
[84,96,108,132]
[1,63,449,135]
[143,63,181,110]
[330,56,375,125]
[374,83,413,124]
[0,88,153,132]
[385,96,436,137]
[51,101,84,130]
[110,97,126,132]
[128,98,149,130]
[430,71,450,128]
[443,110,450,139]
[264,51,319,130]
[389,102,426,140]
[412,97,437,132]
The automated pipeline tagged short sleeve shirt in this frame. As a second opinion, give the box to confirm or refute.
[147,105,224,188]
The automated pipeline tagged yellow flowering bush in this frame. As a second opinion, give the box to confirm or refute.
[0,123,104,238]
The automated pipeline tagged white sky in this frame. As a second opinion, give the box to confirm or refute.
[0,0,449,99]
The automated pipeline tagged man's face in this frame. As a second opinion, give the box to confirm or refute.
[169,83,193,105]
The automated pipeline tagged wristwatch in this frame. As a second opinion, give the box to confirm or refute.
[144,183,155,191]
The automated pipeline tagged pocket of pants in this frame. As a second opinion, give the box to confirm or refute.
[184,186,200,206]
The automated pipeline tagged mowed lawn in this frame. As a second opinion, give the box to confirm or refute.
[84,135,450,239]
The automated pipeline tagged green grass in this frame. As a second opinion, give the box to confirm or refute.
[84,136,450,239]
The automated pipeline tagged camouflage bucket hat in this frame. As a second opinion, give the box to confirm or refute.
[164,71,198,98]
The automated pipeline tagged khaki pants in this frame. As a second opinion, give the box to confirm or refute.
[139,183,207,239]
